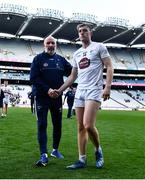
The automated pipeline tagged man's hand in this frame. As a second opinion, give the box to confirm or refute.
[48,88,60,98]
[102,86,111,101]
[102,93,110,101]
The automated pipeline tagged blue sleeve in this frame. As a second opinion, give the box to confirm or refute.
[63,58,72,77]
[30,56,50,95]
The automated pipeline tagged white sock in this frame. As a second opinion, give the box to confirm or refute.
[44,153,48,157]
[42,153,48,157]
[95,146,101,152]
[79,155,86,163]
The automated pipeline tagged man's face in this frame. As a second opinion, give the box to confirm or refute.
[78,26,91,42]
[44,37,56,55]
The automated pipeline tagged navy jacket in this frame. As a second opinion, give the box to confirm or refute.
[64,90,75,104]
[30,52,72,97]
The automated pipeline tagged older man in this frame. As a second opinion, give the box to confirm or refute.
[30,36,72,167]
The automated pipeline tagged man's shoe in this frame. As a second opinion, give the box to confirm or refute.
[66,160,86,170]
[35,153,48,167]
[95,147,104,168]
[51,149,64,159]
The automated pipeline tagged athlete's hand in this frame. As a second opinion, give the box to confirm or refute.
[48,88,59,98]
[102,86,111,101]
[102,93,110,101]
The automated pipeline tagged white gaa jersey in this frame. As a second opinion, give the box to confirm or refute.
[72,42,110,89]
[3,86,11,103]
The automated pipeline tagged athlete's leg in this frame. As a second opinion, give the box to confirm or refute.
[2,103,5,115]
[75,107,88,156]
[66,90,87,169]
[66,106,87,169]
[83,100,100,149]
[83,100,104,168]
[5,103,8,115]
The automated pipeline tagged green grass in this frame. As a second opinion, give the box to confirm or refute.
[0,108,145,179]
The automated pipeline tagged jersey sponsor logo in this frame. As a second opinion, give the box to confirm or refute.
[79,57,90,69]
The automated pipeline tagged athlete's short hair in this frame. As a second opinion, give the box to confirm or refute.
[77,23,92,31]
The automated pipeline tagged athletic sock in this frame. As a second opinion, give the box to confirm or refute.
[95,146,101,152]
[52,149,57,152]
[79,154,86,163]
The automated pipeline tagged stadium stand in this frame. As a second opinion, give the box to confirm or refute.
[0,3,145,110]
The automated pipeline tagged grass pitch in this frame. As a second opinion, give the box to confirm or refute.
[0,108,145,179]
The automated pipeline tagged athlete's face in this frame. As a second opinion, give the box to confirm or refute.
[78,26,92,43]
[44,37,56,55]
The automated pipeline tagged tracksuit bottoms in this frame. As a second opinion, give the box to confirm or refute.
[35,96,62,154]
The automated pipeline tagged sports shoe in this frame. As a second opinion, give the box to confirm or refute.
[51,149,64,159]
[95,147,104,168]
[35,153,48,167]
[66,160,86,170]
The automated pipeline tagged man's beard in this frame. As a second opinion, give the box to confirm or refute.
[45,48,55,55]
